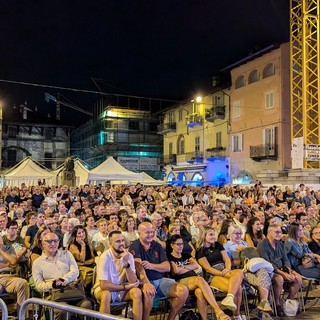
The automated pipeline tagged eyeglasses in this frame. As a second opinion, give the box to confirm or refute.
[234,232,242,236]
[43,239,59,244]
[312,231,320,235]
[272,230,282,235]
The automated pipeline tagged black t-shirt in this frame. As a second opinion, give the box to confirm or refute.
[168,252,197,280]
[196,242,224,266]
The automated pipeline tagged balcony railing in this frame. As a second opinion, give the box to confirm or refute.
[186,113,203,128]
[205,147,227,158]
[157,122,177,135]
[205,106,226,122]
[162,154,177,165]
[185,151,203,163]
[250,144,278,161]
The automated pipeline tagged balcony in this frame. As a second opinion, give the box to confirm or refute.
[186,151,203,164]
[250,144,278,161]
[157,122,176,135]
[162,154,177,165]
[205,147,227,158]
[186,113,203,128]
[205,106,226,122]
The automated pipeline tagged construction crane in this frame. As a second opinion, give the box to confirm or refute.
[290,0,319,168]
[45,92,93,120]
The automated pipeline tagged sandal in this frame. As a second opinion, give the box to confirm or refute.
[216,310,231,320]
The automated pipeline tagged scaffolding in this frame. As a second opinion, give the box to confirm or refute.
[290,0,320,168]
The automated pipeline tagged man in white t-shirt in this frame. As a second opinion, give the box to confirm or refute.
[93,230,142,319]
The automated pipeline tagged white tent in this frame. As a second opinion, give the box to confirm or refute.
[88,156,143,182]
[141,172,165,185]
[54,159,90,186]
[3,157,55,187]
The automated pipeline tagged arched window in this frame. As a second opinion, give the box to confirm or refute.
[167,172,175,183]
[235,75,245,89]
[248,70,259,84]
[177,134,185,155]
[192,173,204,184]
[263,63,275,78]
[177,172,186,182]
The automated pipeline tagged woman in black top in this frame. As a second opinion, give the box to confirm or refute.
[68,225,95,290]
[196,227,244,320]
[168,235,230,320]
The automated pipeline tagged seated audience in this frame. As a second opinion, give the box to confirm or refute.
[196,227,244,320]
[257,224,302,317]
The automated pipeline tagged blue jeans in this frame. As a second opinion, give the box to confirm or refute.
[295,263,320,279]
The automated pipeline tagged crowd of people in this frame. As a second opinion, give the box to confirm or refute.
[0,181,319,319]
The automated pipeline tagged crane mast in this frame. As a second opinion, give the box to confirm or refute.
[290,0,320,168]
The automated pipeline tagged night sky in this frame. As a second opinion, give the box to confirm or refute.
[0,1,289,121]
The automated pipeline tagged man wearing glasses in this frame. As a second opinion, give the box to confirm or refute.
[32,232,92,318]
[257,224,302,317]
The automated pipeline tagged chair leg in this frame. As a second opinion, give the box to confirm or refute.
[269,286,277,317]
[242,288,250,320]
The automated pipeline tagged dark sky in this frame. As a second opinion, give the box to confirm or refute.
[0,1,289,121]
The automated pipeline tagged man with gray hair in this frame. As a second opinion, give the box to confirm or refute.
[150,212,167,249]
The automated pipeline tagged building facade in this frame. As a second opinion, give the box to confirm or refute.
[2,105,72,170]
[228,43,291,183]
[71,105,162,179]
[159,84,230,186]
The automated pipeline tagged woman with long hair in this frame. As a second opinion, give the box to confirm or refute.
[196,227,244,320]
[168,235,230,320]
[285,222,320,279]
[68,225,95,267]
[217,219,233,246]
[122,215,139,243]
[68,225,95,290]
[245,217,265,248]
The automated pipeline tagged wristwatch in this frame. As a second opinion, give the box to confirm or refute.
[123,263,130,269]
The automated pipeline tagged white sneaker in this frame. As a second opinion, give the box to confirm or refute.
[221,295,237,311]
[257,299,273,313]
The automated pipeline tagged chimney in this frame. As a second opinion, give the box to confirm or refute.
[23,107,28,120]
[212,76,220,88]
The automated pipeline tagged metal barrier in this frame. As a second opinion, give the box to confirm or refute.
[19,297,129,320]
[0,298,8,320]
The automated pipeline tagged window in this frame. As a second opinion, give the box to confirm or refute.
[248,70,259,84]
[263,127,276,151]
[128,121,139,130]
[168,112,175,123]
[178,110,183,121]
[216,132,222,148]
[235,75,245,89]
[8,126,17,138]
[263,63,275,78]
[195,136,200,152]
[177,134,185,155]
[233,101,241,118]
[169,142,173,155]
[265,92,274,109]
[44,152,52,169]
[213,94,222,107]
[232,134,243,152]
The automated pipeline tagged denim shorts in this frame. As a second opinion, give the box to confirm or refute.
[150,278,176,298]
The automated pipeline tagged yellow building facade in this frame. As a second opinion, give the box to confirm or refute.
[158,86,230,186]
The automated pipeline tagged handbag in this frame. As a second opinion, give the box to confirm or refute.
[243,257,274,273]
[283,299,299,316]
[302,256,316,269]
[78,265,94,286]
[50,282,86,303]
